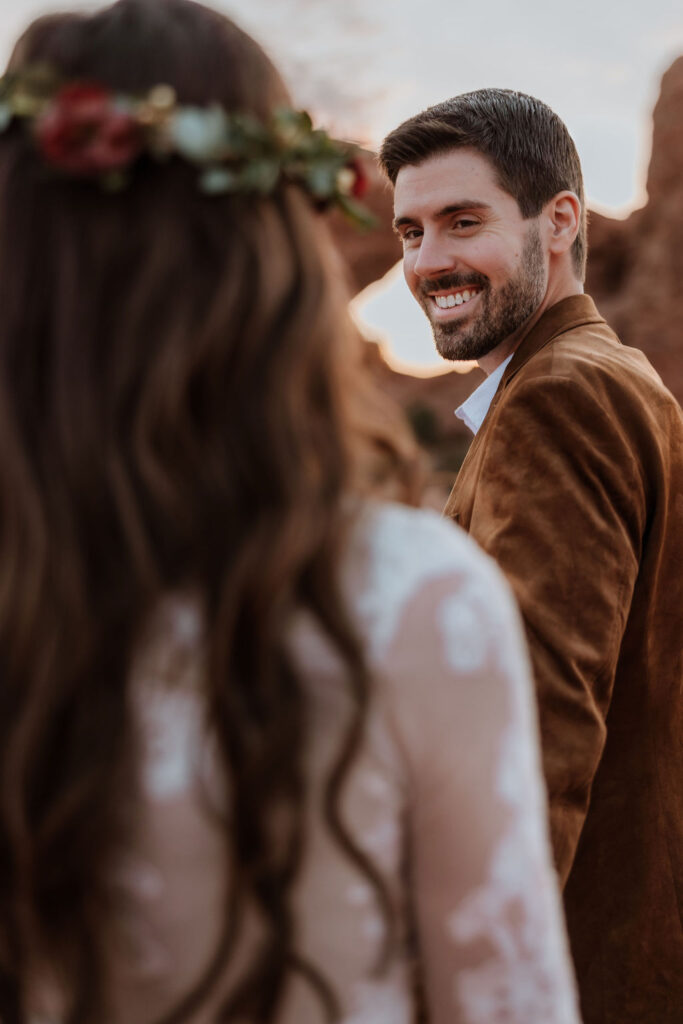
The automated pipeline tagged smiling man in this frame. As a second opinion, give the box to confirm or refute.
[380,91,683,1024]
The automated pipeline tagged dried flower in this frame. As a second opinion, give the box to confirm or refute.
[348,157,369,199]
[35,82,142,175]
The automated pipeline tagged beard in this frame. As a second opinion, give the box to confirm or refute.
[420,223,546,362]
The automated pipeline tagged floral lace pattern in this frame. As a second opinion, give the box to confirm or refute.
[350,502,480,659]
[447,726,577,1023]
[442,588,577,1023]
[348,503,580,1024]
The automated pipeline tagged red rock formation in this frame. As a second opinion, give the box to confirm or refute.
[585,56,683,402]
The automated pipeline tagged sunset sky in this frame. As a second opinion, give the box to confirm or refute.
[1,0,682,371]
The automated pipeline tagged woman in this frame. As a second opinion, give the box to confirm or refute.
[0,1,580,1022]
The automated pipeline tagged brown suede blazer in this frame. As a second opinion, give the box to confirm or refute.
[444,295,683,1024]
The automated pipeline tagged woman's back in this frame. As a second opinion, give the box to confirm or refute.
[76,502,579,1024]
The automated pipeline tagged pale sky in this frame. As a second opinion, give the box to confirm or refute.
[2,0,681,371]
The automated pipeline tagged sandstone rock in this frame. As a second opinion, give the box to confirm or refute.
[585,55,683,403]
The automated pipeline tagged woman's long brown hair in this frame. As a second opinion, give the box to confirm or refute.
[0,2,420,1021]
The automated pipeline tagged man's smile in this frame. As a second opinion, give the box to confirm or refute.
[426,286,482,319]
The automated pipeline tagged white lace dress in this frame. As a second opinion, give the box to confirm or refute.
[39,502,581,1024]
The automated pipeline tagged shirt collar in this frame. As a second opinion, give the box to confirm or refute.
[455,352,514,435]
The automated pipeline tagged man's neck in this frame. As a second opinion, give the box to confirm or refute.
[478,280,583,376]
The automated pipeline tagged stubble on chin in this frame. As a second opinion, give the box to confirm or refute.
[424,287,501,363]
[431,309,496,362]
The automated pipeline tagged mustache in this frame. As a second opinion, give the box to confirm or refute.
[418,272,488,297]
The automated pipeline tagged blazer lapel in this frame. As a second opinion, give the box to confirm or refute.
[443,295,606,528]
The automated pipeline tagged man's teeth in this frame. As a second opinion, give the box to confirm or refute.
[434,289,477,309]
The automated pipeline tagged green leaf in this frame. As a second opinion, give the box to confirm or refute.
[305,161,340,198]
[232,113,270,147]
[170,106,229,163]
[239,158,281,194]
[199,166,241,194]
[337,194,378,230]
[272,107,313,146]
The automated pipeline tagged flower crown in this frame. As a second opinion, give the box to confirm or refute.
[0,64,375,227]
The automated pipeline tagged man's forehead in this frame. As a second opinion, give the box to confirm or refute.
[393,148,506,218]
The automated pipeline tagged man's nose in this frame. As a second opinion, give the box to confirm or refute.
[412,233,457,280]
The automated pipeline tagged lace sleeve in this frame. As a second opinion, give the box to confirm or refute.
[381,543,581,1024]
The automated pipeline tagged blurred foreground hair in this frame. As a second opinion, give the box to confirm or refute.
[0,1,420,1021]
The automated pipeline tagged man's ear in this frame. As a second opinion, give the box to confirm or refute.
[545,191,581,256]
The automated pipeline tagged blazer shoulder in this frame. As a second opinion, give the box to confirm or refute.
[507,321,678,415]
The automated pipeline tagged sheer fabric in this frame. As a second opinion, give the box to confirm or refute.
[32,502,580,1024]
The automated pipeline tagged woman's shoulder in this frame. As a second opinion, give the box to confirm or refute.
[350,498,496,580]
[343,500,518,662]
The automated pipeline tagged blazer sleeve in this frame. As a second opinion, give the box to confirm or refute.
[462,372,646,884]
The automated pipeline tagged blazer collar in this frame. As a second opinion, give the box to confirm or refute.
[503,294,606,386]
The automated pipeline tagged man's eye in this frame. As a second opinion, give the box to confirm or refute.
[401,228,422,243]
[453,218,478,230]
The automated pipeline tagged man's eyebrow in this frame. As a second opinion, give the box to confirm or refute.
[392,215,414,231]
[392,200,492,232]
[437,201,492,216]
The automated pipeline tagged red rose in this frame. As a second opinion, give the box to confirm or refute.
[349,157,369,199]
[35,82,142,175]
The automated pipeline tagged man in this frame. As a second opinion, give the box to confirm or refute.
[380,90,683,1024]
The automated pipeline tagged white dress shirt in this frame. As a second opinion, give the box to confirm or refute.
[455,353,514,435]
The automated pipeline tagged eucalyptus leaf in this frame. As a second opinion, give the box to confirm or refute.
[305,162,339,198]
[170,106,229,163]
[337,195,378,230]
[240,159,281,193]
[234,113,270,147]
[273,108,313,146]
[199,166,241,194]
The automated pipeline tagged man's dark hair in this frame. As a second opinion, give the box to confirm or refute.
[380,88,587,279]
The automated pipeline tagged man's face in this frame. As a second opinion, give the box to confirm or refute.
[393,148,548,362]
